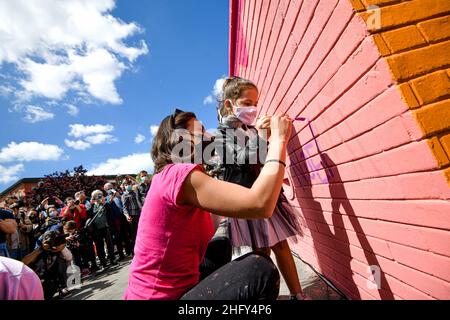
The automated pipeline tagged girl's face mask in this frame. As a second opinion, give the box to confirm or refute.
[232,105,258,126]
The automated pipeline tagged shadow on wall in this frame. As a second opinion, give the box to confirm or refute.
[285,126,395,300]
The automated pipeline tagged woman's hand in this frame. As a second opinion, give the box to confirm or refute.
[270,114,292,142]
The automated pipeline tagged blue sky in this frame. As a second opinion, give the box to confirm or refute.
[0,0,229,190]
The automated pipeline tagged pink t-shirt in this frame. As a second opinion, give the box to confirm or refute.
[124,164,214,300]
[0,257,44,300]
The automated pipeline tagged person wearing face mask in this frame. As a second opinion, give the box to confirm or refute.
[135,170,149,184]
[60,197,87,231]
[136,175,151,208]
[104,184,132,260]
[33,206,63,251]
[121,183,142,255]
[214,77,308,300]
[88,190,117,268]
[125,109,293,300]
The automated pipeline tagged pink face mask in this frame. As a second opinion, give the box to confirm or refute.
[233,106,258,126]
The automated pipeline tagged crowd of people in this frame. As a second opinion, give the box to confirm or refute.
[0,170,151,299]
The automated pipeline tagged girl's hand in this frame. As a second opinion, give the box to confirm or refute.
[255,115,271,129]
[256,115,271,139]
[270,115,292,142]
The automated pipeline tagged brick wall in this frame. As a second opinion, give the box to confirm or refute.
[229,0,450,299]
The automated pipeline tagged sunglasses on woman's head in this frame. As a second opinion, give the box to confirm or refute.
[170,108,185,126]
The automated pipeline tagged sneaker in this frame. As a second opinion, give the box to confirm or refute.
[90,264,99,272]
[101,260,108,268]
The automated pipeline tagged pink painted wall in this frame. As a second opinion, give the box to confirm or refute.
[229,0,450,300]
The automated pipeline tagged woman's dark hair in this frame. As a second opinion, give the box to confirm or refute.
[64,220,77,230]
[151,110,197,174]
[42,230,66,250]
[217,76,258,120]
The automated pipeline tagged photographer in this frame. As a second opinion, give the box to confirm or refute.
[136,174,151,208]
[27,210,41,252]
[86,190,117,268]
[0,209,17,257]
[75,190,91,212]
[25,230,72,299]
[60,197,87,231]
[64,221,82,270]
[7,207,33,260]
[34,206,63,250]
[5,196,22,209]
[38,196,63,212]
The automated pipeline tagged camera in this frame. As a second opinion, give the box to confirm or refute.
[8,201,23,210]
[42,230,66,251]
[65,231,81,248]
[93,194,103,201]
[47,196,57,206]
[28,212,37,224]
[74,200,80,206]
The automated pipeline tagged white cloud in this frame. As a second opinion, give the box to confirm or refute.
[134,134,146,144]
[0,164,25,184]
[203,77,226,105]
[88,153,153,175]
[150,125,159,137]
[23,105,55,123]
[203,95,214,105]
[65,124,117,150]
[0,85,14,97]
[64,139,91,151]
[85,133,118,145]
[20,59,74,100]
[0,142,64,163]
[68,124,114,138]
[0,0,149,105]
[67,104,79,116]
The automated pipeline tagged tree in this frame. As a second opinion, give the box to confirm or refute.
[25,165,107,207]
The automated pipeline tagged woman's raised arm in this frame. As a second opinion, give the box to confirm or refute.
[179,115,292,219]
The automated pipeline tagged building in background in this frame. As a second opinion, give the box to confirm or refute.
[0,178,41,206]
[229,0,450,300]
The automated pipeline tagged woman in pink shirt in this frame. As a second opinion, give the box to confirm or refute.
[124,110,292,300]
